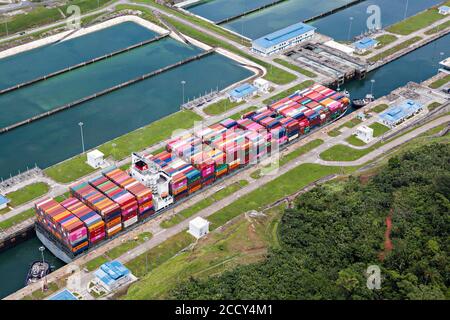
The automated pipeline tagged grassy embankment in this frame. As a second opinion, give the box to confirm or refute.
[5,182,50,207]
[45,111,202,183]
[429,74,450,89]
[345,122,390,146]
[229,106,258,120]
[368,36,422,63]
[327,117,363,137]
[374,34,398,48]
[203,99,244,116]
[386,1,450,35]
[160,180,249,229]
[0,0,115,37]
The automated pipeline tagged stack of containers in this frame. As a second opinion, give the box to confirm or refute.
[280,116,300,141]
[220,118,238,130]
[103,168,154,221]
[35,198,89,255]
[60,197,106,244]
[89,175,139,229]
[70,182,122,237]
[190,151,216,186]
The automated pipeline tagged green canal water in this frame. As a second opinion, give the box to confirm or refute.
[0,21,158,90]
[310,0,444,40]
[0,37,203,128]
[0,236,64,299]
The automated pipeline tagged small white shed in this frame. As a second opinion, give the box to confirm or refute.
[253,78,270,94]
[87,149,105,169]
[355,125,374,143]
[188,217,209,239]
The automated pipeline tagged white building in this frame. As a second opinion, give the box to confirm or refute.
[438,5,450,15]
[253,78,270,94]
[86,149,105,169]
[0,195,9,210]
[355,125,374,143]
[252,22,316,57]
[188,217,209,239]
[94,261,132,292]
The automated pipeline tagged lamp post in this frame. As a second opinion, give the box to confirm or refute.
[403,0,409,20]
[181,80,186,105]
[370,79,376,96]
[112,143,117,162]
[78,122,85,153]
[4,21,8,37]
[143,236,149,274]
[39,246,45,264]
[347,17,354,42]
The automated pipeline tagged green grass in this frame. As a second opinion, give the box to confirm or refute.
[161,180,249,228]
[159,15,296,85]
[320,144,376,162]
[386,2,449,35]
[368,36,422,63]
[371,104,389,113]
[0,208,34,230]
[338,118,362,130]
[229,106,258,120]
[429,74,450,89]
[0,0,114,37]
[5,182,50,207]
[0,207,10,215]
[427,102,442,111]
[105,232,153,259]
[45,111,202,183]
[346,135,367,147]
[262,80,315,105]
[123,204,284,299]
[84,255,110,272]
[273,58,317,78]
[425,19,450,35]
[328,129,342,137]
[374,34,398,48]
[125,231,195,278]
[369,122,390,137]
[203,99,243,116]
[208,164,355,230]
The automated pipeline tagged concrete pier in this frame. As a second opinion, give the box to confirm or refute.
[0,33,170,95]
[0,49,216,135]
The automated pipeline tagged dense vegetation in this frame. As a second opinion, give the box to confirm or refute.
[170,143,449,299]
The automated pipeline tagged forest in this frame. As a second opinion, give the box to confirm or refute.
[170,143,450,299]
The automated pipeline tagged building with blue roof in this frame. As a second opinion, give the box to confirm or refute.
[438,5,450,15]
[379,100,423,128]
[352,37,379,53]
[252,22,316,56]
[228,83,257,102]
[47,289,78,300]
[0,195,9,210]
[94,260,132,292]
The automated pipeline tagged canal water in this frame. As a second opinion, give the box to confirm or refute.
[0,22,158,90]
[0,236,64,299]
[0,37,203,128]
[309,0,444,41]
[0,23,253,180]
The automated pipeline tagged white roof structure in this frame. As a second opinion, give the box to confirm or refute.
[254,78,269,87]
[324,40,355,55]
[190,216,209,229]
[87,149,104,159]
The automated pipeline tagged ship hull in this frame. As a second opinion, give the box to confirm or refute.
[35,228,73,264]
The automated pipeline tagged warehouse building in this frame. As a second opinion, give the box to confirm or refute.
[352,37,379,54]
[379,100,423,128]
[94,261,132,292]
[189,217,209,239]
[438,5,450,15]
[228,83,258,102]
[252,22,316,56]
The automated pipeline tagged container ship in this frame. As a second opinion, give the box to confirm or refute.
[34,83,350,263]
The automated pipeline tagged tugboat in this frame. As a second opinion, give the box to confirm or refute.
[25,260,52,286]
[352,93,375,108]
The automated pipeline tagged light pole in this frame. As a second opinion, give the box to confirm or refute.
[112,143,117,162]
[143,236,149,274]
[370,79,376,96]
[181,80,186,105]
[78,122,85,153]
[347,17,354,42]
[39,246,45,264]
[403,0,409,20]
[4,21,8,37]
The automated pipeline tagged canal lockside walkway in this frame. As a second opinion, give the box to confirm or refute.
[365,14,450,70]
[5,87,449,299]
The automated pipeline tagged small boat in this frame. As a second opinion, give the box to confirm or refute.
[352,93,375,108]
[25,261,51,286]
